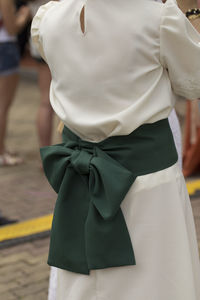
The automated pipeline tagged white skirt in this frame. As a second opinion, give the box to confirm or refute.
[54,163,200,300]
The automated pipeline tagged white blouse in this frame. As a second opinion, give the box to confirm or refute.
[31,0,200,142]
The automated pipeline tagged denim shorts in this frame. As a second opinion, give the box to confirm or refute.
[0,42,20,76]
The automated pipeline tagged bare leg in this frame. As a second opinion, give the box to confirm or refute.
[37,63,53,147]
[0,74,19,155]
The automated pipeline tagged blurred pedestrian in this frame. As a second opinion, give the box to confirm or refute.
[0,0,30,166]
[16,0,32,58]
[182,0,200,177]
[29,0,54,149]
[183,100,200,177]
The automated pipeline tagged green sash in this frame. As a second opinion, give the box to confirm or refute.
[40,119,178,274]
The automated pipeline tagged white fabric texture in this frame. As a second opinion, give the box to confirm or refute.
[31,0,200,143]
[168,109,182,168]
[46,1,182,296]
[48,108,183,300]
[31,0,200,299]
[48,267,57,300]
[56,164,200,300]
[29,0,49,58]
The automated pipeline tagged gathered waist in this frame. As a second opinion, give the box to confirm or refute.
[61,118,178,176]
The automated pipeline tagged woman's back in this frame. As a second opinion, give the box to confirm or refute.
[32,0,200,141]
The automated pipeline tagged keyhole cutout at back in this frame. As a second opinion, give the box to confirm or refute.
[80,6,85,34]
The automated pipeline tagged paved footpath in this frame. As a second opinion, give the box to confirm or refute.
[0,70,200,300]
[0,70,59,300]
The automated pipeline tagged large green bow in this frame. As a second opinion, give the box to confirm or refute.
[41,136,136,274]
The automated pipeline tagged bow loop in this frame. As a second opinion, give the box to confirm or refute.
[40,144,72,193]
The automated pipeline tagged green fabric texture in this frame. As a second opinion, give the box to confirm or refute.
[40,118,178,275]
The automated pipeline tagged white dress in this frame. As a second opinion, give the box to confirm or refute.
[47,108,183,300]
[169,109,182,168]
[31,0,200,299]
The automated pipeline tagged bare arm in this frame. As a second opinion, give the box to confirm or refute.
[0,0,30,35]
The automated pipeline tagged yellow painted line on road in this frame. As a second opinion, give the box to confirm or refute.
[0,214,53,242]
[0,179,199,245]
[186,180,200,196]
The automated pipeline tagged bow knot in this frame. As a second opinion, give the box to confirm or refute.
[40,120,178,274]
[70,149,93,175]
[40,132,136,274]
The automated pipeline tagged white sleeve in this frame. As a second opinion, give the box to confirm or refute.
[160,0,200,99]
[31,1,58,61]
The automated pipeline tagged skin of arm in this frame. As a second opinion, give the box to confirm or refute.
[0,0,30,35]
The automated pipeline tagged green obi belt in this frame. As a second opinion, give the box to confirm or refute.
[40,118,178,275]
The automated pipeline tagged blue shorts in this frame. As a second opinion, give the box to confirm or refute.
[0,42,20,76]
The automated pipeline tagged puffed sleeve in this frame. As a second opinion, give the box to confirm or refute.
[31,1,58,61]
[160,0,200,99]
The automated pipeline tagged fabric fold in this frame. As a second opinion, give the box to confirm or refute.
[41,137,136,274]
[41,119,178,274]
